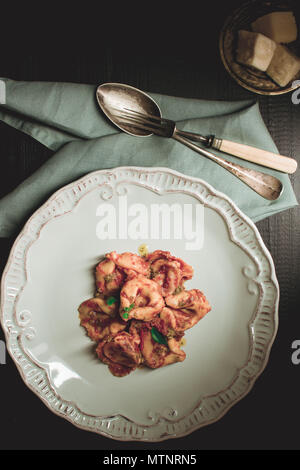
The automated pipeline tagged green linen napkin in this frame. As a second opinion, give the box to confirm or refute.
[0,78,298,238]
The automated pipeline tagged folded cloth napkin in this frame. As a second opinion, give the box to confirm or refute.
[0,78,298,238]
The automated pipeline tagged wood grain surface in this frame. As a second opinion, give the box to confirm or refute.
[0,1,299,450]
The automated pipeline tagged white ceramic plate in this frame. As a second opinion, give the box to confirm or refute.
[0,167,279,441]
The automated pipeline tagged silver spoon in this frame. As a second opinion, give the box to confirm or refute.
[96,82,283,200]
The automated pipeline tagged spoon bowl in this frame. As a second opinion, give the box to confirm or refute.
[96,83,161,137]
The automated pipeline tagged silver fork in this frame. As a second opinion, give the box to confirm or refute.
[116,108,296,173]
[114,107,283,201]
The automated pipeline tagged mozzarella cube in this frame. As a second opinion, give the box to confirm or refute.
[236,30,277,71]
[251,11,298,44]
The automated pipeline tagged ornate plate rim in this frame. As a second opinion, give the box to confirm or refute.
[0,166,280,442]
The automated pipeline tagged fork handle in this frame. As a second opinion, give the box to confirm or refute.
[176,129,297,174]
[210,137,297,174]
[172,132,282,200]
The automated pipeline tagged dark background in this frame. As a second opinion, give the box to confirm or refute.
[0,0,300,451]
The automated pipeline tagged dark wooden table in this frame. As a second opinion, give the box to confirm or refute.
[1,1,300,451]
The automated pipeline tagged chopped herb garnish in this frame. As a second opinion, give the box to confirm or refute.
[173,286,183,295]
[138,243,149,257]
[122,303,134,319]
[149,267,155,279]
[106,296,117,306]
[151,327,168,346]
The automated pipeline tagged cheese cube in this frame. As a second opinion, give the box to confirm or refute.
[251,11,298,44]
[266,44,300,87]
[236,30,277,71]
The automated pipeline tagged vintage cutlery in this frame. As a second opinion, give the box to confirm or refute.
[114,107,297,175]
[96,83,283,200]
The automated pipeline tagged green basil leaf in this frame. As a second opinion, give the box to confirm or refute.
[122,303,134,319]
[151,327,168,346]
[124,303,134,313]
[106,296,117,305]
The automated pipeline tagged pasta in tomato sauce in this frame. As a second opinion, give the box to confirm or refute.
[78,250,211,377]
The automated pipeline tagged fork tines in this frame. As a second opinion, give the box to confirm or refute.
[111,106,172,137]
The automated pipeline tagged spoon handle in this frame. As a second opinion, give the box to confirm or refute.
[172,132,283,201]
